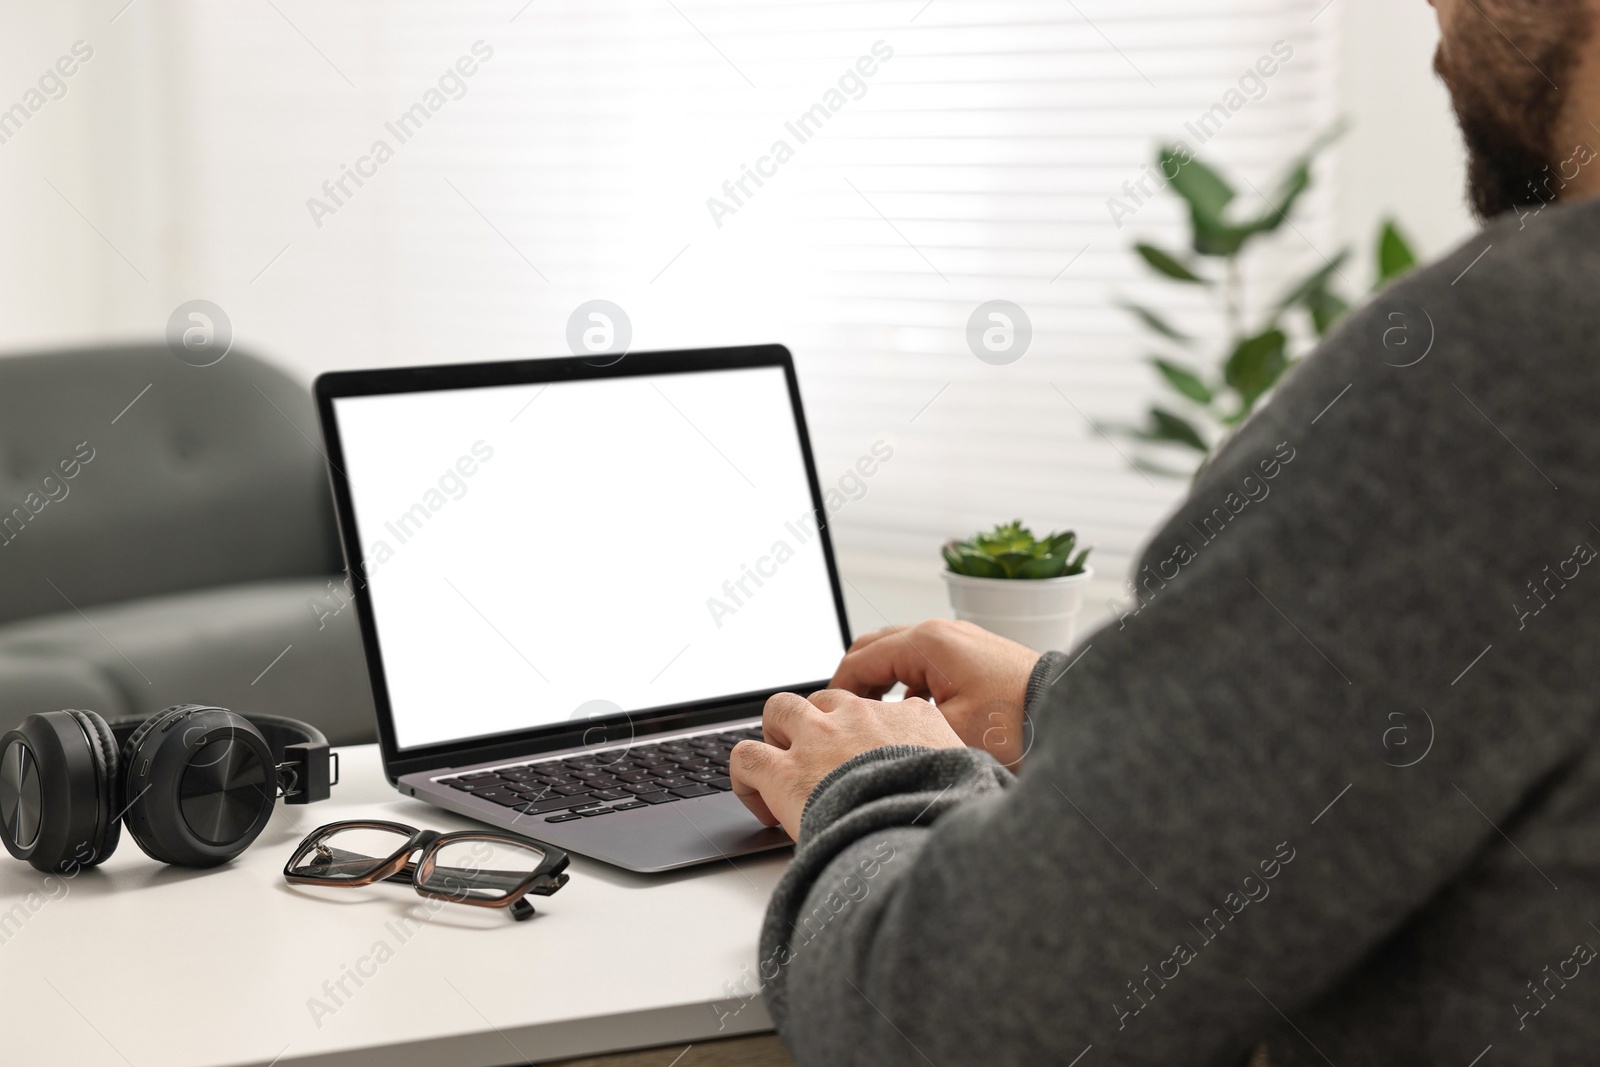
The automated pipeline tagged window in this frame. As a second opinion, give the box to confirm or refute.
[26,0,1341,584]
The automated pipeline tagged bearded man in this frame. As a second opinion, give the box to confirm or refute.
[730,3,1600,1064]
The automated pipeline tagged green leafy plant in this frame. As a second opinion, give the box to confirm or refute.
[1112,131,1418,477]
[943,521,1092,580]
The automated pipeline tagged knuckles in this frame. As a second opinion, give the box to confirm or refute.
[764,691,803,714]
[915,617,980,644]
[730,739,772,772]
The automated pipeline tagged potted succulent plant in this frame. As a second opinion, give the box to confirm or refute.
[942,521,1093,651]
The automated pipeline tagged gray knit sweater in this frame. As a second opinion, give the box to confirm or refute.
[759,198,1600,1065]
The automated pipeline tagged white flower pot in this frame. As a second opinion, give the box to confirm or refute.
[941,567,1094,652]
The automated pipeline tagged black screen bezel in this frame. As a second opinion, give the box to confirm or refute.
[314,344,853,783]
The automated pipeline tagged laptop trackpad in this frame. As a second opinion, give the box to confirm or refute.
[550,795,792,873]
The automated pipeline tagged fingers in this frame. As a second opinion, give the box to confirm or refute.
[728,739,781,827]
[830,624,939,698]
[762,691,818,749]
[807,688,858,713]
[844,626,902,654]
[838,628,904,698]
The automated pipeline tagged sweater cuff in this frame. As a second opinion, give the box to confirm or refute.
[1024,649,1071,713]
[798,744,933,841]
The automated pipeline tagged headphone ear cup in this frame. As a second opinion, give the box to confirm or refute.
[0,710,119,873]
[120,706,276,868]
[119,707,179,777]
[65,710,121,867]
[118,705,195,865]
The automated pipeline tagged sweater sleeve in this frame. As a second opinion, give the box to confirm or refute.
[756,206,1600,1066]
[1025,649,1071,716]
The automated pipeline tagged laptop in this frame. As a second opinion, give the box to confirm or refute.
[313,345,851,872]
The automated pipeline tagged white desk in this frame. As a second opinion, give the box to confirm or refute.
[0,744,786,1066]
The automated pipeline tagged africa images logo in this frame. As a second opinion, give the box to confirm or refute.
[165,300,233,367]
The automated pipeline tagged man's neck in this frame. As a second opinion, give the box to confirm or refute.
[1553,41,1600,203]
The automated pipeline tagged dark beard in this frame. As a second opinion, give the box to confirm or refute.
[1433,3,1593,221]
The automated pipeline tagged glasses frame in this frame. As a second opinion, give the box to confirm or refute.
[283,819,570,921]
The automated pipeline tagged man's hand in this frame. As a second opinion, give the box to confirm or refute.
[829,619,1041,768]
[729,689,964,841]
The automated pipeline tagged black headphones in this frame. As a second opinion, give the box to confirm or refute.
[0,704,338,873]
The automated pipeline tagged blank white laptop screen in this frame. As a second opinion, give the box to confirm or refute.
[330,366,846,750]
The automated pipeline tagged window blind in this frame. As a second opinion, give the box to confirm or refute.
[154,0,1338,582]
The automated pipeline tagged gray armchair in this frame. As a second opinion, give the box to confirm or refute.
[0,343,376,744]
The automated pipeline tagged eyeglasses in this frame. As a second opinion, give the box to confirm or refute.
[284,820,569,921]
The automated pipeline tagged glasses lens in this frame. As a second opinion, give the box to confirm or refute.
[290,825,412,881]
[419,838,545,901]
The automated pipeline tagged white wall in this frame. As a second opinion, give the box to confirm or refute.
[0,2,1485,629]
[2,4,1479,352]
[1334,0,1475,275]
[0,3,99,347]
[0,2,178,353]
[0,3,1479,352]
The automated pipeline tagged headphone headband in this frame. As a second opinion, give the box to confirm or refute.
[108,705,337,805]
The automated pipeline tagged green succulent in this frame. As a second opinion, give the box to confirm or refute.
[943,521,1092,580]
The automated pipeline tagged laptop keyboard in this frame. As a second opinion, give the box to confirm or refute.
[436,725,762,824]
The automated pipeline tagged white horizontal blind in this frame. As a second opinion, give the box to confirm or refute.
[154,0,1339,582]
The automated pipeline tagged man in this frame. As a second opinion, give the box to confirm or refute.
[727,1,1600,1063]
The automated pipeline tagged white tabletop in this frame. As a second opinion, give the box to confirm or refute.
[0,744,786,1067]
